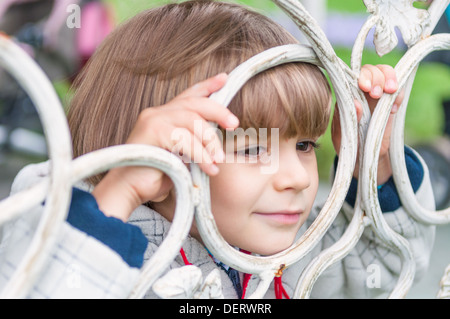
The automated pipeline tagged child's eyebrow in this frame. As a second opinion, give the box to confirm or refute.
[294,135,321,141]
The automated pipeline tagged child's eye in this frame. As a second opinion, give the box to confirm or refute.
[236,145,267,158]
[296,141,319,153]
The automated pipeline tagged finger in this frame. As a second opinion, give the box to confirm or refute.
[359,64,385,99]
[175,96,240,130]
[174,113,225,163]
[392,88,405,114]
[376,64,398,94]
[149,174,174,203]
[196,121,225,163]
[175,73,240,129]
[177,73,228,99]
[354,99,363,122]
[169,128,219,176]
[134,102,230,163]
[190,134,221,176]
[358,66,373,93]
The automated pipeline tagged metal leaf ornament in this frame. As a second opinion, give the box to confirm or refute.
[364,0,431,56]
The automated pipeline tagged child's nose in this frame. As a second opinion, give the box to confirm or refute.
[272,149,311,192]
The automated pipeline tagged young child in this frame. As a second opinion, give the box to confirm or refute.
[2,0,435,299]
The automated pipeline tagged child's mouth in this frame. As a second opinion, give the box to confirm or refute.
[253,210,303,225]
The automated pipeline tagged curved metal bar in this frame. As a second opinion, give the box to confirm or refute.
[351,14,380,74]
[358,33,450,298]
[0,34,73,298]
[390,33,450,224]
[0,179,49,225]
[194,40,358,294]
[437,264,450,298]
[293,205,367,298]
[59,144,196,300]
[1,143,196,299]
[0,34,195,299]
[193,45,331,275]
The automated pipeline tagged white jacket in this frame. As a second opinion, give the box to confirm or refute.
[0,149,436,299]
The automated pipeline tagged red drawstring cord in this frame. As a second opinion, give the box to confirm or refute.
[239,249,252,299]
[274,276,290,299]
[241,273,252,299]
[180,248,191,265]
[179,248,289,299]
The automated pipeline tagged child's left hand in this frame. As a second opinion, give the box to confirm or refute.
[331,64,405,185]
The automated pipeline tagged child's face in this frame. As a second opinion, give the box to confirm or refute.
[208,133,319,256]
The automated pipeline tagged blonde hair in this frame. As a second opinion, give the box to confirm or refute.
[68,0,332,184]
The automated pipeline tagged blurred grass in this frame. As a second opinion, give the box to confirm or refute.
[326,0,366,13]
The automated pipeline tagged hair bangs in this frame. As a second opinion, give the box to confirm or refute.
[228,62,332,139]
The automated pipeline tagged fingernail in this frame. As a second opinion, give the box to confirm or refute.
[392,103,399,113]
[215,73,228,80]
[227,115,239,128]
[209,164,219,175]
[386,79,397,91]
[214,149,225,163]
[372,85,382,97]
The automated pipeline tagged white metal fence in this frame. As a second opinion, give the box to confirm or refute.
[0,0,449,299]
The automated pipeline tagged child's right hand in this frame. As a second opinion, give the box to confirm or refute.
[91,73,239,221]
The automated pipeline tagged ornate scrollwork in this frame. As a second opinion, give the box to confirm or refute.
[364,0,431,56]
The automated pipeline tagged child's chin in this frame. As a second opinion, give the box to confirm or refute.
[251,240,295,257]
